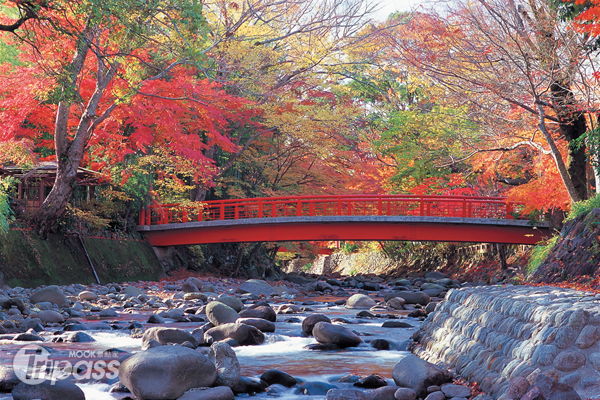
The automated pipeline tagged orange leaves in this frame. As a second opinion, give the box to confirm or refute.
[507,155,570,213]
[566,0,600,36]
[407,174,476,196]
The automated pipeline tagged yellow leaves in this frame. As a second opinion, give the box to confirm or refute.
[0,139,37,167]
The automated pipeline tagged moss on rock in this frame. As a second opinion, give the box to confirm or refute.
[0,230,162,287]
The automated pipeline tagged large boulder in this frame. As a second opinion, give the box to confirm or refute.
[208,342,240,388]
[119,345,217,400]
[122,286,143,297]
[63,332,95,343]
[326,389,367,400]
[0,366,20,392]
[312,322,362,348]
[98,308,119,318]
[393,387,418,400]
[346,294,377,309]
[296,381,337,395]
[260,369,297,387]
[392,354,452,398]
[384,291,430,306]
[302,314,331,336]
[236,318,276,333]
[187,277,204,290]
[204,322,265,346]
[387,297,406,310]
[36,310,65,324]
[238,305,276,322]
[177,386,235,400]
[30,286,68,307]
[232,377,268,394]
[215,296,243,313]
[11,380,85,400]
[78,291,97,301]
[206,302,239,326]
[184,293,208,302]
[425,271,448,280]
[0,297,26,313]
[238,280,274,296]
[142,327,197,347]
[182,281,199,293]
[367,386,400,400]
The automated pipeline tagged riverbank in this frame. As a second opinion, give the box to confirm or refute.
[0,230,163,287]
[283,244,530,286]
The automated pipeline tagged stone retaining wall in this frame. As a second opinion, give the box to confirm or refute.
[0,230,163,287]
[413,286,600,399]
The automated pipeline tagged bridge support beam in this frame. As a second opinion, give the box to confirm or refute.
[140,218,549,246]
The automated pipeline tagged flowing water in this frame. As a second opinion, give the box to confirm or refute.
[0,296,421,399]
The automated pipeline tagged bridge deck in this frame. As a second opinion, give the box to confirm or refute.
[138,215,549,246]
[137,195,549,246]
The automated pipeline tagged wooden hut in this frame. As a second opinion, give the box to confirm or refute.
[0,162,102,214]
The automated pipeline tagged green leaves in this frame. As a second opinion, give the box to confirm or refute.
[0,177,17,236]
[374,103,479,192]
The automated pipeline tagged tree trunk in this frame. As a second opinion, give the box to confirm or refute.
[233,244,247,277]
[31,153,81,236]
[496,243,507,270]
[192,186,208,202]
[536,104,582,204]
[551,82,589,201]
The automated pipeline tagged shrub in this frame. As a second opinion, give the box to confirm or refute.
[0,177,17,236]
[566,193,600,222]
[527,235,558,275]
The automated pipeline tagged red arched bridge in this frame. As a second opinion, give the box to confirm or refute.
[137,195,550,246]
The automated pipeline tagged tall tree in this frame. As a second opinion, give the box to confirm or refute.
[0,0,221,235]
[186,0,377,200]
[382,1,600,203]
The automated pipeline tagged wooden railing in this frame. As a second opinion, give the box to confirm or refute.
[138,195,525,226]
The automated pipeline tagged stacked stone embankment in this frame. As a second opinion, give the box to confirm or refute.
[413,286,600,399]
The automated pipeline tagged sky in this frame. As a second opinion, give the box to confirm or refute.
[373,0,426,20]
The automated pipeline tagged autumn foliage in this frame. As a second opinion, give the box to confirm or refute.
[2,0,600,234]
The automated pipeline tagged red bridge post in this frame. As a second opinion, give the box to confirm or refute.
[507,202,514,219]
[139,208,145,225]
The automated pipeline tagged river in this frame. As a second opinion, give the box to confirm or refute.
[0,295,420,399]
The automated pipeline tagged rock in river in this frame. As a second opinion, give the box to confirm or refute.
[392,354,452,398]
[384,291,430,306]
[238,304,276,322]
[345,294,377,309]
[30,286,68,307]
[204,322,265,346]
[12,380,85,400]
[312,322,362,348]
[206,302,239,326]
[238,279,274,296]
[119,345,217,400]
[208,341,240,388]
[142,327,197,347]
[302,314,331,336]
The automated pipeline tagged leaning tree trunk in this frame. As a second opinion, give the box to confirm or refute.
[32,101,89,237]
[551,82,589,201]
[32,154,81,236]
[32,24,119,237]
[536,104,582,204]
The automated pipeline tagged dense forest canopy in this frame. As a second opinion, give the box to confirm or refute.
[1,0,600,235]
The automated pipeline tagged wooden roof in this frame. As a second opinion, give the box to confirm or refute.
[1,162,103,185]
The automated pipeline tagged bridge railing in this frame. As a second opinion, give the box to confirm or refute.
[138,195,526,226]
